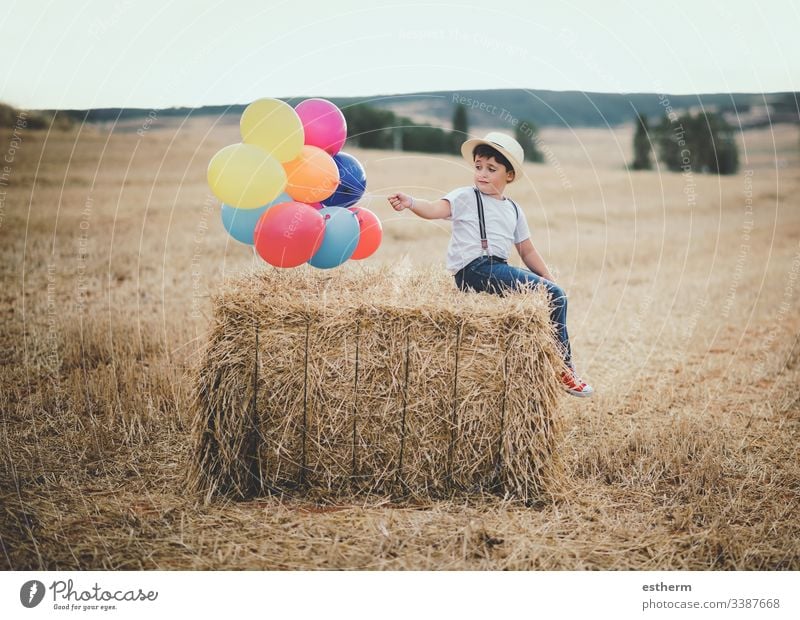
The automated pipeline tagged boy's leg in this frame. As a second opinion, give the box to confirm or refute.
[474,261,573,367]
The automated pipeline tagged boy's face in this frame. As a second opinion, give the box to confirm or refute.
[473,155,514,195]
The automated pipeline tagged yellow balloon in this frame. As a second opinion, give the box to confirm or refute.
[240,98,304,163]
[207,143,286,209]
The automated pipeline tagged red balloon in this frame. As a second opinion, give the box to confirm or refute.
[254,202,325,268]
[347,207,382,260]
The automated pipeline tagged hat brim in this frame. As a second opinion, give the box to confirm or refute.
[461,138,523,181]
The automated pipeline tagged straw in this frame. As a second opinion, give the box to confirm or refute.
[190,264,566,503]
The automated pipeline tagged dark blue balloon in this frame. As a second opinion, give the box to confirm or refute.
[322,152,366,207]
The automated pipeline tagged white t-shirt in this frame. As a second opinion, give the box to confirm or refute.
[443,186,531,274]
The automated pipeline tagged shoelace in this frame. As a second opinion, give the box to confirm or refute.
[562,371,588,390]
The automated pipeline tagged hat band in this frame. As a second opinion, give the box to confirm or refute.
[489,142,518,160]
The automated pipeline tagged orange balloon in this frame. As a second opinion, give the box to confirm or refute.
[348,206,382,260]
[283,145,340,203]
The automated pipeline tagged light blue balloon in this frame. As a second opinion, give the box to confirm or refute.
[221,192,291,245]
[308,207,360,269]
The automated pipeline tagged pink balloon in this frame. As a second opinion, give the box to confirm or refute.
[295,98,347,155]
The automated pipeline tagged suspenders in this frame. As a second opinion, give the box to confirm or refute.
[474,188,489,255]
[472,187,519,257]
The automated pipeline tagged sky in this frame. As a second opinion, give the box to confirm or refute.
[2,0,799,110]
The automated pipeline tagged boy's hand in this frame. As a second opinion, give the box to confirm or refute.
[388,193,413,211]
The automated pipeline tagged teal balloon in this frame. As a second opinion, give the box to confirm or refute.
[308,207,360,269]
[221,192,290,245]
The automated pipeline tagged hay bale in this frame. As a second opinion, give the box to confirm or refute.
[189,265,566,503]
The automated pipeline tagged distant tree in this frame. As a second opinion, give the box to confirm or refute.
[341,104,396,149]
[400,116,452,153]
[0,103,16,128]
[656,115,682,171]
[451,103,469,154]
[0,102,73,130]
[697,111,739,175]
[655,111,738,175]
[631,112,652,170]
[515,120,543,163]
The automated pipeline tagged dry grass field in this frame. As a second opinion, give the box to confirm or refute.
[1,114,799,569]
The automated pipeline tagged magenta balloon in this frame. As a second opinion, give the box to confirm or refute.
[295,98,347,155]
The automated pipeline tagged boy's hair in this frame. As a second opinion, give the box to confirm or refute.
[473,144,514,173]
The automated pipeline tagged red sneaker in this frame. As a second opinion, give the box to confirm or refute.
[561,368,594,398]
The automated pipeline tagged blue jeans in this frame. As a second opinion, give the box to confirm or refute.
[454,256,572,367]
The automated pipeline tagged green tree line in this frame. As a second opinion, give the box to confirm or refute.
[0,102,74,130]
[342,101,544,161]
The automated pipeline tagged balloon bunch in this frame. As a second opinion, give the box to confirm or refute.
[208,98,382,269]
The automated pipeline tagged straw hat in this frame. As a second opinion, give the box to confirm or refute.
[460,132,524,180]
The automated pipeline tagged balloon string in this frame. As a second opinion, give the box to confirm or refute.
[360,190,390,200]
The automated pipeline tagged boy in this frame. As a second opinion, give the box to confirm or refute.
[387,132,593,397]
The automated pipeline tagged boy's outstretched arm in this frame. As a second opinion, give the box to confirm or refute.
[388,192,451,220]
[515,238,556,283]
